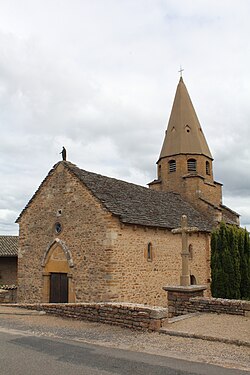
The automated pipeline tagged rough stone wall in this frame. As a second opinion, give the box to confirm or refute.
[104,225,211,307]
[0,288,17,303]
[150,154,223,215]
[18,163,115,303]
[12,302,167,331]
[17,162,211,306]
[167,295,250,317]
[167,288,206,317]
[0,258,17,285]
[189,297,250,317]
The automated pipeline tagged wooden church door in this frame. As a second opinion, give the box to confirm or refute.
[50,273,68,303]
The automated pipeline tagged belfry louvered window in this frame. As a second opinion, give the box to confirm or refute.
[168,160,176,172]
[187,159,197,172]
[206,161,210,175]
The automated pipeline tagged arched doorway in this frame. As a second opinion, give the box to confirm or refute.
[42,239,74,303]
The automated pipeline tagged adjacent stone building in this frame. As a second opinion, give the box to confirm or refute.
[16,77,239,306]
[0,235,18,285]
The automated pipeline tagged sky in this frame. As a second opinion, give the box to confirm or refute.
[0,0,250,235]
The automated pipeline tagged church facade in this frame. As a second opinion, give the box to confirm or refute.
[16,78,239,306]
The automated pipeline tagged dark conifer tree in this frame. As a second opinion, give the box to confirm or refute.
[211,223,249,299]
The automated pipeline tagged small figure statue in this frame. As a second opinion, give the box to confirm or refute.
[60,147,67,161]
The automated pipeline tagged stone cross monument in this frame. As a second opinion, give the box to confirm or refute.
[172,215,199,286]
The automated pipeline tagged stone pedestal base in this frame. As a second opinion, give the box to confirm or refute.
[163,285,207,318]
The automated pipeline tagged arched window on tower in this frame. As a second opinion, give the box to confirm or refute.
[168,160,176,173]
[187,158,197,172]
[206,161,210,175]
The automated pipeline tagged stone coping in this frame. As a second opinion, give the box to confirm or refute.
[163,285,207,292]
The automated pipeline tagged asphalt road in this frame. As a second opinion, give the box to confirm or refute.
[0,328,248,375]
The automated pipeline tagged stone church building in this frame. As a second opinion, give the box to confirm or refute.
[16,77,239,306]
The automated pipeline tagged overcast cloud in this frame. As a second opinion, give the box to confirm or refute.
[0,0,250,234]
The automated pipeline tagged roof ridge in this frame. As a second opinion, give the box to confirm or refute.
[16,161,212,232]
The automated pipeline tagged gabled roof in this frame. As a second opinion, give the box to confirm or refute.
[159,77,212,161]
[17,161,212,232]
[0,236,18,257]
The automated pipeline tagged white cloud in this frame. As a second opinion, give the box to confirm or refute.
[0,0,250,234]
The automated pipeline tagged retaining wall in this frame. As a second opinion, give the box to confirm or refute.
[188,297,250,316]
[8,302,168,331]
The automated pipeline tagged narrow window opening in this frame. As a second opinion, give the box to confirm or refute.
[187,159,197,172]
[206,161,210,175]
[188,244,193,260]
[168,160,176,173]
[55,222,62,234]
[147,242,153,261]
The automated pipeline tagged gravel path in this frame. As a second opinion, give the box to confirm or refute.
[0,306,249,372]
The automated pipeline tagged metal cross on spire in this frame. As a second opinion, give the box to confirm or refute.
[178,65,184,77]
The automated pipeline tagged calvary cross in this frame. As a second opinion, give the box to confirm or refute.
[172,215,199,286]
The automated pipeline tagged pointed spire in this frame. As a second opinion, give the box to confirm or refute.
[159,77,212,161]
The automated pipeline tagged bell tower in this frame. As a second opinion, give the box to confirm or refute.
[148,77,238,224]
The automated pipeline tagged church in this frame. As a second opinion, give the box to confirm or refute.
[16,77,239,306]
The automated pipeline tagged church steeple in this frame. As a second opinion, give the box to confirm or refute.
[159,77,212,161]
[148,77,224,219]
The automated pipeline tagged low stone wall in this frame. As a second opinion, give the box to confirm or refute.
[163,285,207,318]
[188,297,250,317]
[7,302,168,331]
[164,285,250,318]
[0,288,17,303]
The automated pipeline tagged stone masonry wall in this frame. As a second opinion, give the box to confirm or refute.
[150,154,224,221]
[167,293,250,318]
[8,302,168,331]
[18,163,116,303]
[189,297,250,317]
[17,162,211,306]
[104,225,211,307]
[0,288,17,303]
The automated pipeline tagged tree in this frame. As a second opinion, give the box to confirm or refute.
[239,229,250,299]
[211,222,250,300]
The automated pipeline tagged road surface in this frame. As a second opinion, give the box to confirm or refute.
[0,327,248,375]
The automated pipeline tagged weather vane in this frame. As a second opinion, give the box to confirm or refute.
[178,65,184,77]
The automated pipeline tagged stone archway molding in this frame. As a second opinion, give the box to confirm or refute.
[41,238,74,268]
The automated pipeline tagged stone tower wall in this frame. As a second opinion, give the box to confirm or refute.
[150,154,222,213]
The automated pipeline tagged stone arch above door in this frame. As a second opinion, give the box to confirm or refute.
[41,239,75,303]
[42,238,74,270]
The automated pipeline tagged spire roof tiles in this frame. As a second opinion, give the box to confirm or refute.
[159,77,212,161]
